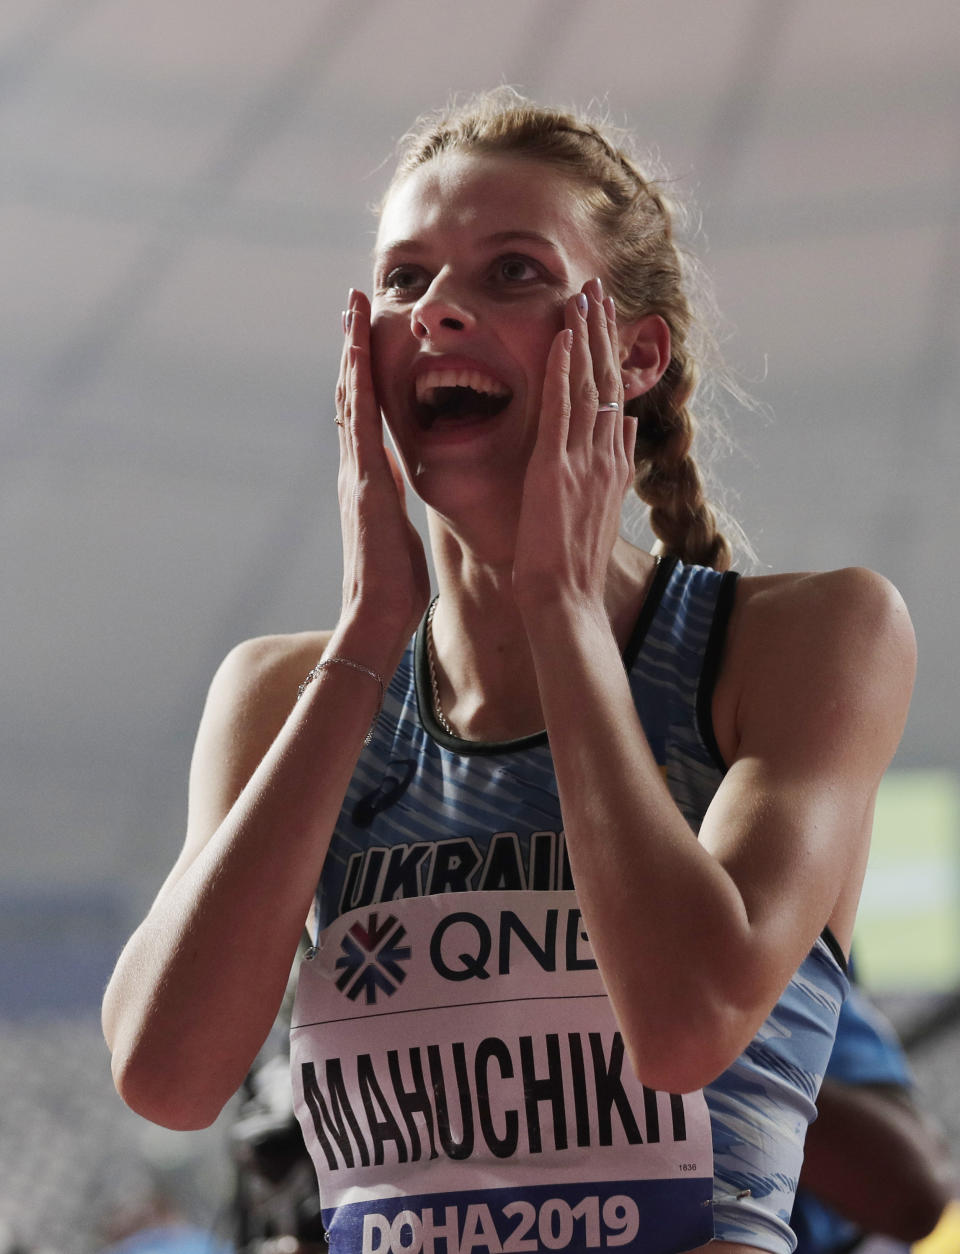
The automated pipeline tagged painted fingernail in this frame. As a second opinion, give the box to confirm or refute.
[604,295,616,320]
[340,310,348,333]
[588,277,603,301]
[344,309,354,331]
[575,293,588,317]
[560,328,574,352]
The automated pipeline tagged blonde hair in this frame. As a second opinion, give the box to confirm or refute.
[386,89,737,571]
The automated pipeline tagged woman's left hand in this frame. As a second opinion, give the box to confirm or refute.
[513,277,637,613]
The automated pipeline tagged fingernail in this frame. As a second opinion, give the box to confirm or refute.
[575,293,588,317]
[603,295,616,320]
[348,287,357,303]
[340,310,348,333]
[560,328,573,352]
[588,277,603,301]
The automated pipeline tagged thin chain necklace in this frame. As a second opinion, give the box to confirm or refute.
[426,596,457,737]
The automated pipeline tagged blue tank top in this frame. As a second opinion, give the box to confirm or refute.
[312,557,849,1253]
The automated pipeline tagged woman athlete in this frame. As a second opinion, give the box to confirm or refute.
[102,93,916,1254]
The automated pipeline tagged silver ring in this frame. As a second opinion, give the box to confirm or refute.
[596,401,620,412]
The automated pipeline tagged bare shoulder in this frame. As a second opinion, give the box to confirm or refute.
[741,566,912,642]
[197,629,336,783]
[733,566,915,662]
[206,630,334,729]
[716,567,916,765]
[179,630,334,861]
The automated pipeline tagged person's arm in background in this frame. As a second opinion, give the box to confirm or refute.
[794,978,956,1250]
[799,1076,951,1243]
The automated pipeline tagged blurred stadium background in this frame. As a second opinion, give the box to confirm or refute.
[1,0,958,1248]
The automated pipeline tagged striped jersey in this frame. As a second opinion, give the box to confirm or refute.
[310,556,848,1253]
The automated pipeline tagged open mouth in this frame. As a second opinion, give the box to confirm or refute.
[414,369,512,429]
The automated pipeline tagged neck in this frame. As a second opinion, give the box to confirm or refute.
[428,522,538,740]
[425,514,657,741]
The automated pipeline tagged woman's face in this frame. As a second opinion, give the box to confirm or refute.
[370,151,605,511]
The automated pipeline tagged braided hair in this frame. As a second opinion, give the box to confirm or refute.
[386,89,735,571]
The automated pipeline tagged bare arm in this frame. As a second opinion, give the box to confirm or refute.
[102,293,429,1130]
[522,570,914,1091]
[514,281,916,1092]
[101,625,403,1130]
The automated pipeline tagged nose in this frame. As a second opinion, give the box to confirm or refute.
[410,273,476,340]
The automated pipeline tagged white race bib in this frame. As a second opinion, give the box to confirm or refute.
[291,890,713,1254]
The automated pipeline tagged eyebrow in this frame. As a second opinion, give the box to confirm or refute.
[482,230,563,252]
[373,230,563,261]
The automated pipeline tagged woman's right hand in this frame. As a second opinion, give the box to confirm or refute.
[101,293,431,1132]
[335,288,430,646]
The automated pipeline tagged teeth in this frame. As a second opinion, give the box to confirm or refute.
[415,369,510,405]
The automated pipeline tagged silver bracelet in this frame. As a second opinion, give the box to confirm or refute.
[296,656,384,746]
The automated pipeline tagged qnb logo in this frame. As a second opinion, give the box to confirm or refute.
[335,913,411,1004]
